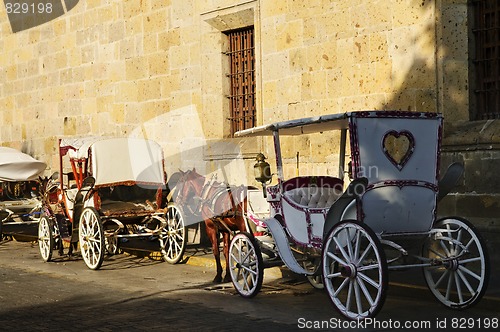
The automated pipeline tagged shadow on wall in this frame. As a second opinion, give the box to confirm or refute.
[3,0,79,33]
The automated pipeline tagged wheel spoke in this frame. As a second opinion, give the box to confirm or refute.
[346,229,355,260]
[334,277,350,297]
[445,272,453,301]
[457,264,481,281]
[357,243,373,265]
[357,276,375,307]
[357,263,380,272]
[439,239,452,257]
[455,228,463,255]
[327,250,348,267]
[346,279,354,312]
[353,229,361,263]
[325,271,342,279]
[333,235,351,264]
[357,271,379,289]
[354,279,363,315]
[240,264,258,275]
[454,273,464,303]
[457,269,476,296]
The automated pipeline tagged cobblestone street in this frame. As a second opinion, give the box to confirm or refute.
[1,240,499,331]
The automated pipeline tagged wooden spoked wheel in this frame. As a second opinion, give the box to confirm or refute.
[322,220,388,320]
[79,207,105,270]
[229,232,264,298]
[423,217,489,309]
[38,215,54,262]
[160,204,187,264]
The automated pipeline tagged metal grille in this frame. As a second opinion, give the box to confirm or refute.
[227,28,256,136]
[473,0,500,119]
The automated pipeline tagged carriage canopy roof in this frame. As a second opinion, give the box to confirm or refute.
[60,137,165,187]
[234,111,441,137]
[234,113,350,137]
[0,147,46,181]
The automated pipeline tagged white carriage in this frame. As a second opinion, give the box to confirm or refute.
[229,111,489,320]
[0,147,46,241]
[37,137,186,269]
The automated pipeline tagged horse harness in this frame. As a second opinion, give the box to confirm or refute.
[198,175,245,235]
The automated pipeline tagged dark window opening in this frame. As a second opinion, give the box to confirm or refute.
[226,27,256,136]
[473,0,500,119]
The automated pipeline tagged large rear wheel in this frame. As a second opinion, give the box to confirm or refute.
[79,207,105,270]
[322,220,388,320]
[229,232,264,298]
[423,217,489,309]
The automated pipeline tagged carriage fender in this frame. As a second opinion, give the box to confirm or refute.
[264,216,313,275]
[323,177,368,239]
[437,162,464,202]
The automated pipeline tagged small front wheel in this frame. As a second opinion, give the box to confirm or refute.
[38,215,54,262]
[79,207,105,270]
[160,204,187,264]
[229,232,264,298]
[322,220,388,320]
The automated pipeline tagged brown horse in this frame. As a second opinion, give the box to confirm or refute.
[175,169,247,283]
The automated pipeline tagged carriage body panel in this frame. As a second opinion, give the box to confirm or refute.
[349,112,442,235]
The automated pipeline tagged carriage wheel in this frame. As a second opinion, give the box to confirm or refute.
[423,217,489,309]
[105,235,120,255]
[229,232,264,298]
[79,207,105,270]
[38,216,54,262]
[160,204,187,264]
[302,259,324,290]
[322,220,388,320]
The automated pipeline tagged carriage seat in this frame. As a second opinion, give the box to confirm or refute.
[98,185,159,217]
[284,186,342,209]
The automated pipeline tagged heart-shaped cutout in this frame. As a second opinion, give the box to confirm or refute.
[382,130,415,171]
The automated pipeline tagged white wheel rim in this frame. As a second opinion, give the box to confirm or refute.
[38,217,51,261]
[423,218,487,308]
[229,234,260,296]
[161,206,185,263]
[79,209,103,269]
[323,223,385,319]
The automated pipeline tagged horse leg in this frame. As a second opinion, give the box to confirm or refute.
[222,231,231,283]
[205,220,223,283]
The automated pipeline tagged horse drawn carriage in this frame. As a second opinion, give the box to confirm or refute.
[37,137,186,269]
[229,111,490,320]
[0,147,46,241]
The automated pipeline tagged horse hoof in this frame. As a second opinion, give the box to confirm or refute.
[213,276,223,283]
[223,276,231,283]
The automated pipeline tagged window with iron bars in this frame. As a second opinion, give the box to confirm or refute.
[226,27,256,136]
[472,0,500,119]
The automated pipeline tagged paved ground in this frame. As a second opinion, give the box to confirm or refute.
[0,239,498,331]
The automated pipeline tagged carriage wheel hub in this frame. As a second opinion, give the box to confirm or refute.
[445,259,459,271]
[340,264,357,278]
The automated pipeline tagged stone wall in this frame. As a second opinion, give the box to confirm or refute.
[1,1,499,226]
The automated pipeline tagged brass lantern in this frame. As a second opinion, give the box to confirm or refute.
[253,153,272,197]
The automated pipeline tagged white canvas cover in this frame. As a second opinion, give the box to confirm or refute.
[81,138,165,187]
[0,147,46,181]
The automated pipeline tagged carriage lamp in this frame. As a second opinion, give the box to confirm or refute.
[254,153,272,197]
